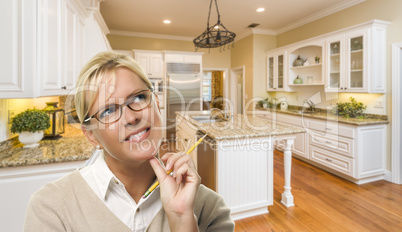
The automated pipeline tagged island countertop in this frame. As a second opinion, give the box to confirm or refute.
[0,124,94,168]
[176,111,305,141]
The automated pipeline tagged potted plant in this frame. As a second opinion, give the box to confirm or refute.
[10,109,50,148]
[332,97,367,119]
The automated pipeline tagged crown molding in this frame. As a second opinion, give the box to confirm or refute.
[276,0,366,34]
[110,30,194,41]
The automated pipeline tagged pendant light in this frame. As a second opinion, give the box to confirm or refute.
[193,0,236,51]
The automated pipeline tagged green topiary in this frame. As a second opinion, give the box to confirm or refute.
[332,97,367,119]
[10,109,50,133]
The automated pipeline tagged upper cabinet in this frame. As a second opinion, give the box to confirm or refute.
[133,50,163,78]
[325,22,388,93]
[266,20,389,93]
[0,0,111,98]
[266,50,287,91]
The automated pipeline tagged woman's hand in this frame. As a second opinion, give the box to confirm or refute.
[149,152,201,232]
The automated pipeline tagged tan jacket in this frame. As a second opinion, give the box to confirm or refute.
[24,171,234,232]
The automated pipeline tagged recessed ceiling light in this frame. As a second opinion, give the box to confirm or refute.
[256,8,265,12]
[163,19,171,24]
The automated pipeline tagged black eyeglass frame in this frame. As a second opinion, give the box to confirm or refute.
[83,89,154,124]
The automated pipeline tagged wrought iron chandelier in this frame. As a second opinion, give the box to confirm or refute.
[193,0,236,51]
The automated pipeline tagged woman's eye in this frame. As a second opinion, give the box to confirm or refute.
[99,105,118,119]
[131,93,147,103]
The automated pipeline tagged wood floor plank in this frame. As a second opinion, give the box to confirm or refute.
[234,150,402,232]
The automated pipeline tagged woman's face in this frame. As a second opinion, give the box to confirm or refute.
[86,67,163,165]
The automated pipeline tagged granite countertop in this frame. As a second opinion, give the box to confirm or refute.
[0,124,94,168]
[255,106,389,126]
[176,111,306,141]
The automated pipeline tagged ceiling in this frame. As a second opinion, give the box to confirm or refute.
[100,0,364,40]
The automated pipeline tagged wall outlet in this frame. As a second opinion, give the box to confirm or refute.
[374,100,384,108]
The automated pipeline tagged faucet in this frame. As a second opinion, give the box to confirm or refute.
[304,99,315,112]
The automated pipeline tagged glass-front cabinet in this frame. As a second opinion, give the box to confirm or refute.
[326,29,374,93]
[266,51,286,91]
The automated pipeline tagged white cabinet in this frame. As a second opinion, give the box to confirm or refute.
[257,111,387,184]
[0,160,85,232]
[325,21,389,93]
[164,53,203,64]
[307,118,386,183]
[133,51,163,78]
[37,0,87,96]
[266,50,287,91]
[0,0,36,98]
[0,0,110,98]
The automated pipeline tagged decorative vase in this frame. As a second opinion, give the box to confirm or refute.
[18,131,44,148]
[293,55,305,67]
[293,75,303,84]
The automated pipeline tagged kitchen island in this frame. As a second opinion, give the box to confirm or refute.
[175,111,305,220]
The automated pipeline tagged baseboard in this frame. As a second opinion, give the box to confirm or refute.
[384,170,392,182]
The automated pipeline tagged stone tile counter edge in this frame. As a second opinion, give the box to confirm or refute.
[255,107,389,126]
[0,123,94,168]
[176,111,306,141]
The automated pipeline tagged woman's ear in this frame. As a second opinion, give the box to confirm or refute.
[81,125,101,148]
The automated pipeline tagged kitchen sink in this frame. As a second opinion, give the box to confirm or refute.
[191,115,227,123]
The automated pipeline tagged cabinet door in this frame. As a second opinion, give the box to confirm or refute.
[37,0,65,96]
[267,56,274,90]
[325,36,344,92]
[148,54,163,78]
[135,53,150,75]
[64,1,78,91]
[277,54,285,90]
[345,30,368,92]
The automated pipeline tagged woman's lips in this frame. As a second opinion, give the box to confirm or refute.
[125,128,151,143]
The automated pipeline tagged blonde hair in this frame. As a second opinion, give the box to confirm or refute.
[75,51,152,124]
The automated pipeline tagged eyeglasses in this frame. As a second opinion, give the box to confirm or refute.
[83,89,154,124]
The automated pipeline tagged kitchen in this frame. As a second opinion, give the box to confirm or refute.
[1,0,402,231]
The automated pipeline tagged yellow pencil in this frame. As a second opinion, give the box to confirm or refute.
[142,133,208,198]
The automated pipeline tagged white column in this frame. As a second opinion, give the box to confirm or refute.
[281,138,295,207]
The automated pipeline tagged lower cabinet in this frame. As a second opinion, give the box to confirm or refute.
[256,110,387,184]
[0,160,86,232]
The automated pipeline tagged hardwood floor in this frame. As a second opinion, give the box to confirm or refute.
[234,150,402,232]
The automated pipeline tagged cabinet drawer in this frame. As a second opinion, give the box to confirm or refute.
[309,145,353,176]
[309,133,354,158]
[308,120,355,138]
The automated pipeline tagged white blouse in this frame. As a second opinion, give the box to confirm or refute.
[80,152,162,232]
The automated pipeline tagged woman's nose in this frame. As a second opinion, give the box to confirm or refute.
[122,106,141,126]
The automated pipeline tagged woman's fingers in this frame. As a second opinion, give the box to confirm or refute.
[149,157,169,182]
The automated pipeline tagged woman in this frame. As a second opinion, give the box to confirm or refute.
[24,51,234,231]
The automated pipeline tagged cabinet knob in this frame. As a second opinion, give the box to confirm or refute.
[325,158,333,162]
[61,86,67,90]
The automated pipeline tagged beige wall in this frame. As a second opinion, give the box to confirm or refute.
[230,35,254,109]
[253,34,277,101]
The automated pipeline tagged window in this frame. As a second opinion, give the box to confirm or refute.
[202,72,212,101]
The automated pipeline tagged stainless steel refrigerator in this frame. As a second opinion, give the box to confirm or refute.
[166,73,201,142]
